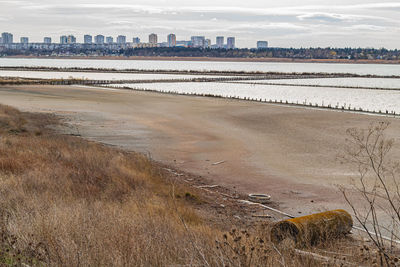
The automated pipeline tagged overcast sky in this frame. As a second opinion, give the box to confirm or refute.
[1,0,399,48]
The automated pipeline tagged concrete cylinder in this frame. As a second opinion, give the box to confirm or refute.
[271,209,353,246]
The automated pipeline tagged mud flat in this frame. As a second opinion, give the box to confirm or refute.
[0,84,399,216]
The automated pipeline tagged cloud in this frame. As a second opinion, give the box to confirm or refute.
[233,22,307,31]
[346,24,387,31]
[1,1,400,48]
[342,2,400,10]
[297,13,360,22]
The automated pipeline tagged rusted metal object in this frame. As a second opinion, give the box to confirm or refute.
[271,209,353,246]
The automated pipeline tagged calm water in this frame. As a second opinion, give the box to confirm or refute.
[234,78,400,89]
[1,58,399,114]
[109,82,400,114]
[1,58,400,76]
[0,70,227,80]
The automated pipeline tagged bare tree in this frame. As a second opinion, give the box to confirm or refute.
[340,121,400,264]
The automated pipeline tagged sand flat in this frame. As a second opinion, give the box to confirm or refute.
[1,84,399,215]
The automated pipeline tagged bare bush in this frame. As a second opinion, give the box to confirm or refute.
[340,121,400,264]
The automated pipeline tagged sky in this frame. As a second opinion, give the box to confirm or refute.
[0,0,399,49]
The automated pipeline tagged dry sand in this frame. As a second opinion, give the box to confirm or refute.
[1,84,400,216]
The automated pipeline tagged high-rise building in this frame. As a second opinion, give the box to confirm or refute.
[205,39,211,48]
[106,36,113,44]
[43,37,52,44]
[257,41,268,49]
[149,33,157,44]
[60,35,68,44]
[167,34,176,47]
[216,36,224,48]
[94,35,105,44]
[84,35,93,44]
[117,35,126,44]
[132,37,140,44]
[227,37,235,49]
[67,35,76,44]
[191,36,206,48]
[1,32,13,44]
[20,37,29,44]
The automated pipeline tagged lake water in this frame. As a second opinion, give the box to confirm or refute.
[0,70,228,80]
[1,58,400,76]
[233,78,400,89]
[1,58,399,114]
[108,82,400,114]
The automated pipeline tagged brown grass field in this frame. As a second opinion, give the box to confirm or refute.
[0,103,396,266]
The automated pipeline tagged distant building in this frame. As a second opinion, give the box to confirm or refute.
[132,37,140,44]
[67,35,76,44]
[176,40,190,47]
[20,37,29,44]
[60,35,68,44]
[205,39,211,48]
[84,35,92,44]
[94,35,105,44]
[43,37,52,44]
[257,41,268,49]
[106,36,114,44]
[117,35,126,44]
[167,34,176,47]
[216,36,224,48]
[191,36,206,48]
[149,33,157,45]
[227,37,235,49]
[134,43,157,48]
[1,32,13,44]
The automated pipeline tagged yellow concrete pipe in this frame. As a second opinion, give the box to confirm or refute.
[271,209,353,246]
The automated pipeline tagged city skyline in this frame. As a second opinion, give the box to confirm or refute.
[1,32,240,49]
[0,0,399,49]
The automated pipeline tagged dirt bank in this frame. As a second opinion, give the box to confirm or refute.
[0,85,399,216]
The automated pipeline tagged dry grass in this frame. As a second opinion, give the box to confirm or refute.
[0,105,216,266]
[0,104,393,266]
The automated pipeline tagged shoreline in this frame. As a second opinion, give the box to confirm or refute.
[102,85,400,118]
[1,84,400,218]
[3,55,400,65]
[0,90,384,266]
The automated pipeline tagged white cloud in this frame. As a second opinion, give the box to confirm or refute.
[298,13,363,22]
[0,1,399,48]
[346,24,387,31]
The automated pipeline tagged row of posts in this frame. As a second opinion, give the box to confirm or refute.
[116,86,398,118]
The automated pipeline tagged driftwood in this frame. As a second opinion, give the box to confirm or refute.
[239,200,295,218]
[212,160,226,166]
[197,185,219,189]
[252,214,272,218]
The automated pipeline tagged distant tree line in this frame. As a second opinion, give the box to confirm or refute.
[1,46,399,60]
